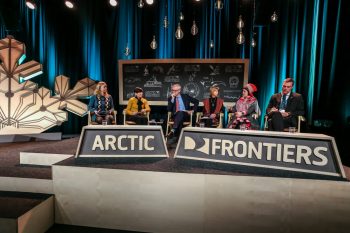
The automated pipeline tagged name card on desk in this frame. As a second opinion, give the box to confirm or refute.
[174,127,346,180]
[76,125,168,159]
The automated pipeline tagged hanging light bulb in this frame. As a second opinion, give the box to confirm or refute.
[191,20,199,36]
[175,23,184,39]
[25,0,37,10]
[236,31,245,44]
[137,0,144,8]
[215,0,224,10]
[210,40,214,48]
[124,45,131,56]
[179,12,184,21]
[163,16,169,28]
[237,15,244,29]
[251,38,256,47]
[271,11,278,22]
[251,32,257,47]
[109,0,118,7]
[150,35,157,50]
[145,0,154,5]
[65,0,75,9]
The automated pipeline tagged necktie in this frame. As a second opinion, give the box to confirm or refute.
[175,97,180,112]
[281,94,287,110]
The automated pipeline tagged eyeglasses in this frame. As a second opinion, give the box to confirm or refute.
[171,89,180,92]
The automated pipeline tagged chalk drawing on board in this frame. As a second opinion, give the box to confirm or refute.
[183,82,200,98]
[229,76,240,88]
[144,75,162,88]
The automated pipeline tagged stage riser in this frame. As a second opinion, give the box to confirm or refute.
[0,132,62,143]
[20,152,73,166]
[0,218,17,233]
[52,165,350,233]
[0,197,54,233]
[0,177,53,194]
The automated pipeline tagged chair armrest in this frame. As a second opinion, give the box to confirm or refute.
[196,112,203,124]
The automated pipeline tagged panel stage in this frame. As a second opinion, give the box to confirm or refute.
[0,136,350,233]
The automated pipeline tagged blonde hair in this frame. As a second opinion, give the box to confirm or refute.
[94,81,109,96]
[209,86,219,95]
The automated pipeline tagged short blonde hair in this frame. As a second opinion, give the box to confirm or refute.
[94,81,108,96]
[209,85,219,95]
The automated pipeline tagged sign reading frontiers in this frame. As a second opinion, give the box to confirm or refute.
[76,125,168,159]
[118,59,249,105]
[174,128,346,179]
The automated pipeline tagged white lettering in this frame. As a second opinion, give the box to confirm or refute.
[212,139,221,155]
[222,140,233,156]
[248,142,262,159]
[234,141,247,158]
[276,144,282,161]
[117,135,128,151]
[92,135,104,151]
[128,135,138,151]
[283,144,295,163]
[312,147,328,166]
[105,135,116,150]
[263,143,276,161]
[144,135,154,150]
[296,145,312,164]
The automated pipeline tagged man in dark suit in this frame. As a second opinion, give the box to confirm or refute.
[167,83,199,141]
[266,78,305,131]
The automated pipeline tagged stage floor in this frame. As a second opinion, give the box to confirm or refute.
[0,136,350,181]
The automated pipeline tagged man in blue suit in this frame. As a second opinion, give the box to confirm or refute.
[167,83,199,142]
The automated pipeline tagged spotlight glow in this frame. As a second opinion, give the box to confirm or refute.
[65,0,74,9]
[109,0,118,7]
[25,0,36,10]
[145,0,154,5]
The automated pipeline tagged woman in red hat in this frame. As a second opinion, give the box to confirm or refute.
[227,83,261,130]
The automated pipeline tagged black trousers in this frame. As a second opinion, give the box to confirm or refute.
[172,111,190,137]
[268,112,297,131]
[126,115,148,125]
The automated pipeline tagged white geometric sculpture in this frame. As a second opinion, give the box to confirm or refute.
[0,36,96,135]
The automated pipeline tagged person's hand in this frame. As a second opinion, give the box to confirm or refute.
[186,110,193,114]
[141,109,146,113]
[281,112,290,118]
[235,112,242,118]
[210,113,216,119]
[94,110,99,116]
[270,107,278,113]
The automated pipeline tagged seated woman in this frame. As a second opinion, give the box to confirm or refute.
[227,83,260,130]
[88,81,115,125]
[200,85,224,127]
[125,87,150,125]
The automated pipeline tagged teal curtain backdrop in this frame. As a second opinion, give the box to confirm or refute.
[0,0,349,161]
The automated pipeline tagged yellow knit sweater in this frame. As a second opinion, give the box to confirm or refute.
[126,97,151,115]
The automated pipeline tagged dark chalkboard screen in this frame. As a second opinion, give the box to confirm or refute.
[118,59,249,106]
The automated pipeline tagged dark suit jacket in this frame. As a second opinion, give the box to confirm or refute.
[266,92,305,117]
[168,94,199,113]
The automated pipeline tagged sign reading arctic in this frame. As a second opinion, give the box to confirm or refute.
[76,125,168,158]
[175,128,346,178]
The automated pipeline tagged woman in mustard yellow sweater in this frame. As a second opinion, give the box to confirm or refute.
[126,87,151,125]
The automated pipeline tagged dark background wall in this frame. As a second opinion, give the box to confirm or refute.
[0,0,349,165]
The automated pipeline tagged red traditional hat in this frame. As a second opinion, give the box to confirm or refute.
[244,83,258,95]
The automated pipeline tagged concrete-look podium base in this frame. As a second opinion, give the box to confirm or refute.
[20,152,73,166]
[52,164,350,233]
[0,193,54,233]
[0,132,62,143]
